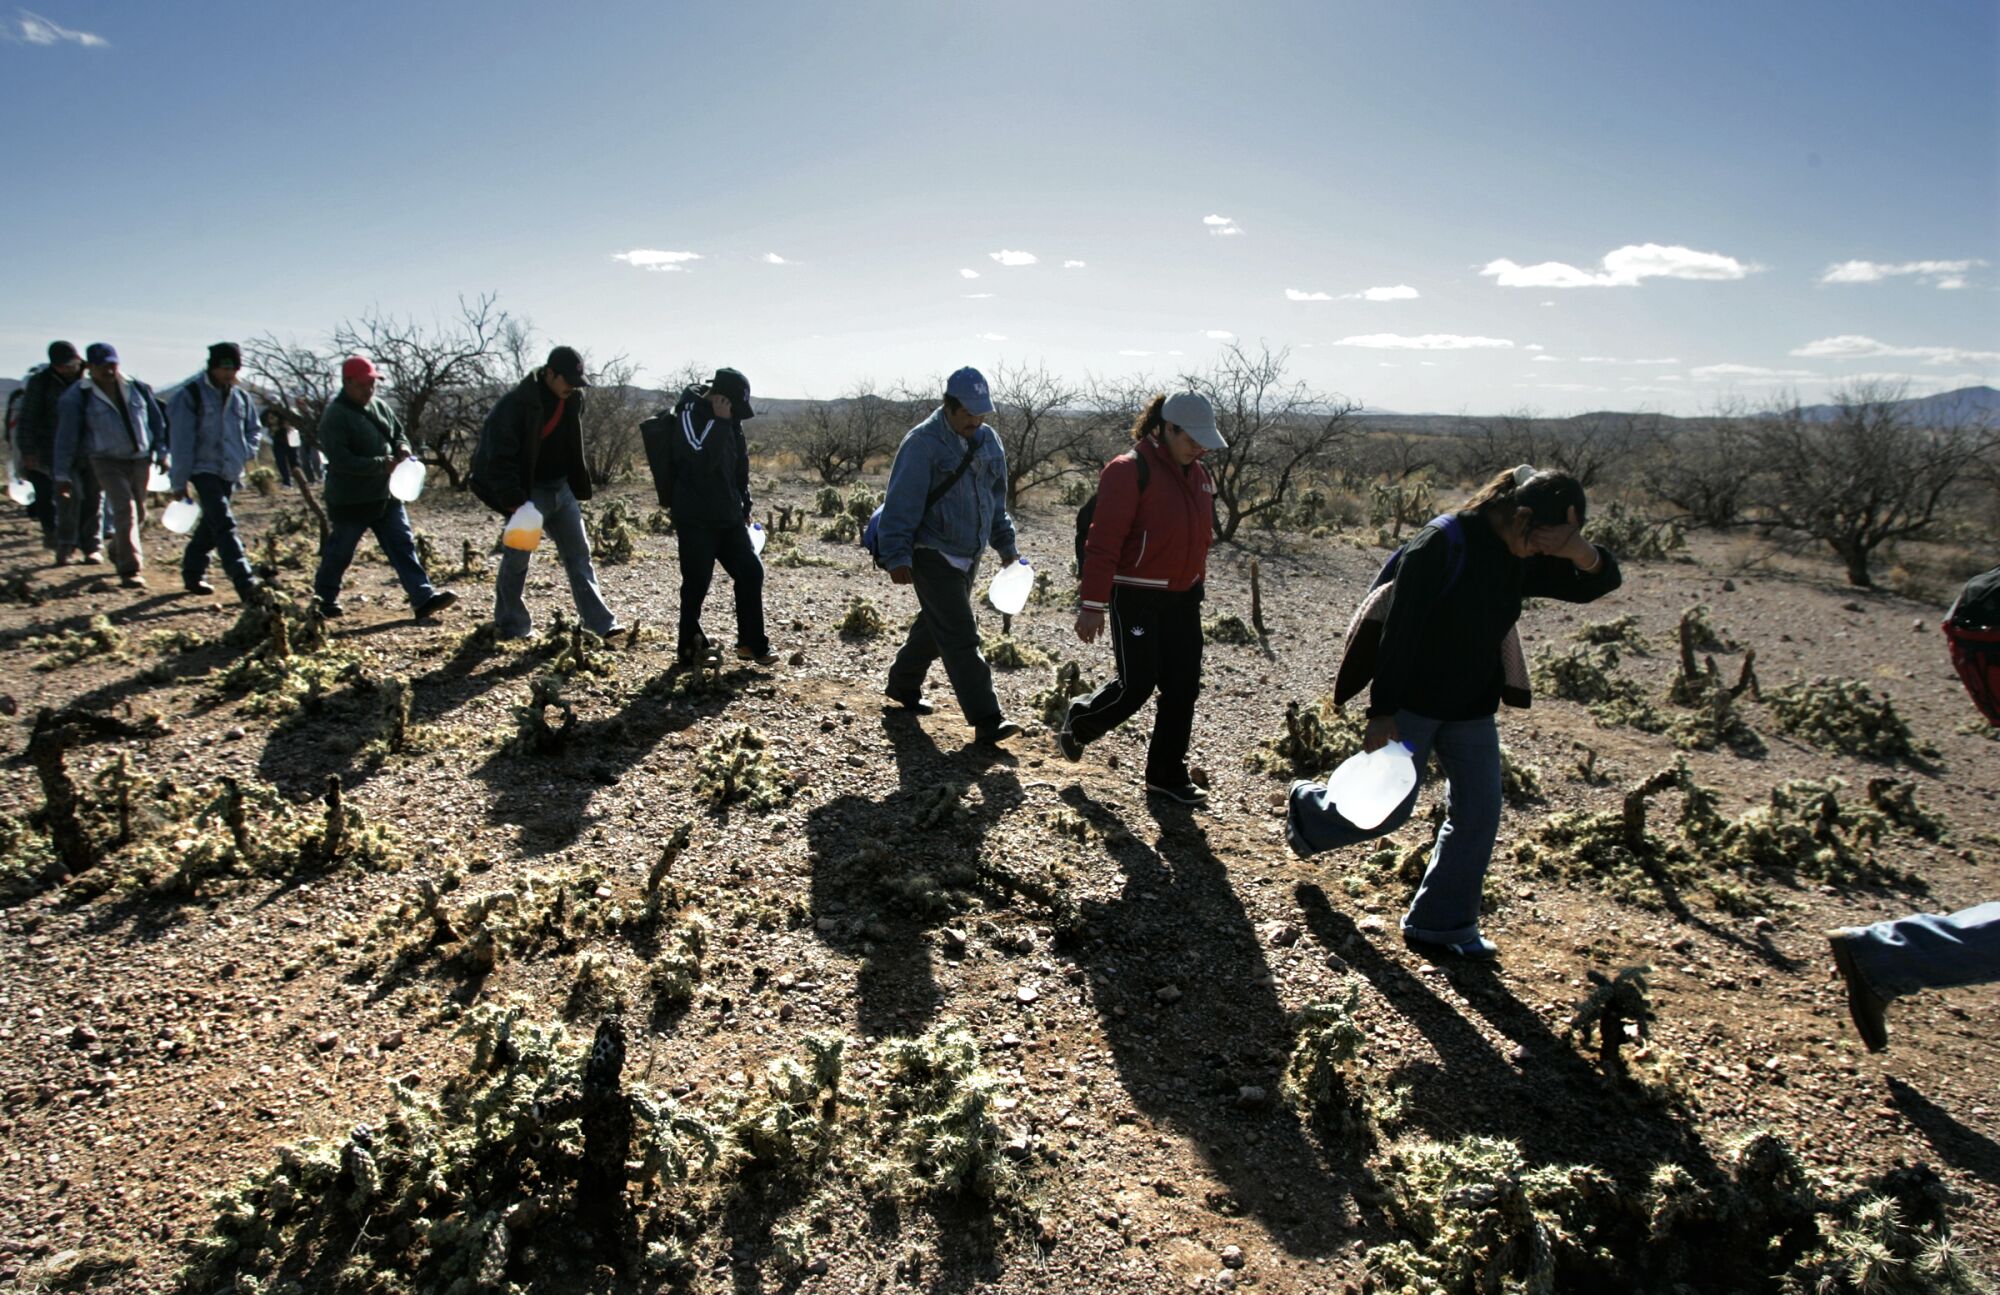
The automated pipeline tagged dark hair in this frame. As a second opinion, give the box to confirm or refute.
[1130,394,1168,443]
[942,393,964,415]
[259,406,285,428]
[1463,467,1587,527]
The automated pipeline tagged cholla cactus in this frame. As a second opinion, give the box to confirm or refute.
[1031,660,1092,727]
[813,485,843,516]
[1767,676,1936,763]
[1564,966,1655,1073]
[693,726,790,812]
[1202,613,1257,645]
[1282,985,1374,1141]
[1249,696,1366,778]
[837,595,886,639]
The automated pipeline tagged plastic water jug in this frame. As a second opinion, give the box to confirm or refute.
[1323,740,1418,830]
[161,498,202,536]
[6,477,33,506]
[146,463,172,493]
[502,501,544,552]
[388,458,427,502]
[987,558,1034,615]
[747,521,766,555]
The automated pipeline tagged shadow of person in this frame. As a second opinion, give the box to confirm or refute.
[1059,789,1357,1257]
[1293,883,1721,1185]
[1887,1076,2000,1191]
[804,714,1026,1041]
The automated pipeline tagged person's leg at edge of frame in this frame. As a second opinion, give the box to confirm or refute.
[1400,714,1504,947]
[540,483,618,636]
[1065,586,1162,750]
[911,551,1000,725]
[493,520,535,639]
[1840,901,2000,1000]
[675,521,720,657]
[1145,590,1205,786]
[313,517,366,609]
[370,500,438,609]
[94,457,146,578]
[1287,710,1440,856]
[714,520,769,654]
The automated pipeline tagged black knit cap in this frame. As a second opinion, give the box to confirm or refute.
[208,341,242,370]
[48,340,79,365]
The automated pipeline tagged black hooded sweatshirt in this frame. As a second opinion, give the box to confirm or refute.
[655,386,751,528]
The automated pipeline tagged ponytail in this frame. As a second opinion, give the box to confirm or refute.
[1130,394,1168,443]
[1463,463,1588,526]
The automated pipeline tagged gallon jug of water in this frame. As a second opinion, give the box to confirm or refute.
[1323,740,1418,830]
[161,498,202,536]
[6,476,33,506]
[388,458,427,502]
[502,501,544,552]
[987,558,1034,615]
[747,521,766,555]
[146,463,171,493]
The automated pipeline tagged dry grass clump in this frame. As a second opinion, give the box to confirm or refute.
[28,614,130,671]
[836,596,886,640]
[1249,696,1366,778]
[694,725,792,813]
[1573,614,1652,652]
[981,634,1049,670]
[1767,677,1936,763]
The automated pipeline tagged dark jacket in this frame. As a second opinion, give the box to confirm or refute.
[19,364,79,461]
[1370,511,1623,721]
[1079,435,1215,610]
[317,391,410,521]
[469,370,592,515]
[651,386,750,528]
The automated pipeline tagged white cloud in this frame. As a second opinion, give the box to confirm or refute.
[1378,362,1399,368]
[988,249,1038,266]
[1118,349,1154,357]
[959,268,981,279]
[1482,242,1755,288]
[1203,214,1245,237]
[1541,301,1556,307]
[1420,361,1438,367]
[1341,284,1420,302]
[962,292,995,299]
[1063,259,1087,269]
[1204,330,1235,340]
[1819,258,1983,287]
[1579,356,1618,364]
[612,249,701,272]
[1167,350,1184,357]
[1209,225,1244,237]
[1689,363,1817,380]
[1202,214,1234,226]
[1791,335,2000,366]
[1285,289,1334,302]
[975,332,1009,342]
[762,252,790,265]
[1524,344,1546,352]
[1515,382,1606,393]
[1631,357,1680,365]
[1532,355,1562,363]
[9,11,106,45]
[1335,333,1515,350]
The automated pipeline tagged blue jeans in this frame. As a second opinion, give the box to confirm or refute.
[1288,710,1503,945]
[182,473,257,596]
[313,499,436,611]
[1842,902,2000,1000]
[494,481,618,639]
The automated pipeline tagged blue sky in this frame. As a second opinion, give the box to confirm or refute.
[1,0,1995,415]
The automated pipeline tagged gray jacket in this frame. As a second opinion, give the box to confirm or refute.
[165,376,261,493]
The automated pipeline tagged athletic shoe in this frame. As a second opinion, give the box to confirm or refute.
[119,573,146,590]
[1285,781,1317,859]
[1827,930,1890,1052]
[736,644,779,667]
[316,600,346,619]
[1401,932,1501,962]
[183,578,215,596]
[1145,780,1209,805]
[415,590,459,620]
[1055,723,1084,762]
[884,687,935,715]
[975,718,1024,745]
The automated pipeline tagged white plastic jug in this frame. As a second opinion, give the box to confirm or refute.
[161,498,202,536]
[388,458,427,502]
[146,463,172,493]
[1323,740,1418,830]
[6,477,33,506]
[987,557,1034,616]
[502,501,544,552]
[747,521,766,555]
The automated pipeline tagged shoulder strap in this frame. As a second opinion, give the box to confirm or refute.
[924,428,982,510]
[1431,514,1469,596]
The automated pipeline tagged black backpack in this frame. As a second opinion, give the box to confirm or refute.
[1073,452,1150,571]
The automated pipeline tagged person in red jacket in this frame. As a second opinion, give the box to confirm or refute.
[1059,392,1224,803]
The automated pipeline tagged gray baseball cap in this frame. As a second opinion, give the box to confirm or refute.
[1161,392,1225,449]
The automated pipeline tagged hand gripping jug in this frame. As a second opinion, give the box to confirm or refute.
[388,458,427,502]
[987,558,1034,615]
[502,501,544,552]
[1322,740,1418,830]
[146,463,172,493]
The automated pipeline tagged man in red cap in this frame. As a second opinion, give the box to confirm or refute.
[310,355,456,620]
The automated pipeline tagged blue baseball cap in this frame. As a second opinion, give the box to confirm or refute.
[85,342,119,366]
[945,366,994,415]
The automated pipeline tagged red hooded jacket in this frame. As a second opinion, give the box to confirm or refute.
[1078,434,1216,611]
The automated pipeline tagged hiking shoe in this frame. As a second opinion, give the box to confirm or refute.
[1285,781,1317,859]
[415,590,459,620]
[884,687,935,715]
[183,578,215,596]
[317,599,346,619]
[975,718,1024,745]
[736,644,779,667]
[1146,780,1209,805]
[1827,931,1890,1052]
[119,573,147,590]
[1402,932,1501,962]
[1055,723,1084,762]
[80,550,103,565]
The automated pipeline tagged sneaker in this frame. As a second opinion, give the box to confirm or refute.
[80,550,103,565]
[1055,720,1084,762]
[119,573,147,590]
[1285,780,1317,858]
[415,589,459,620]
[1401,932,1501,962]
[975,718,1024,745]
[52,553,71,568]
[1146,780,1209,805]
[884,687,935,716]
[317,599,346,619]
[183,578,215,596]
[735,644,779,667]
[1827,931,1890,1052]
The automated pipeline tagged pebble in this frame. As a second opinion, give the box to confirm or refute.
[1221,1244,1246,1268]
[1357,916,1386,935]
[1236,1086,1267,1108]
[379,1031,404,1051]
[1265,922,1301,948]
[1155,985,1183,1004]
[1016,985,1039,1004]
[314,1031,339,1052]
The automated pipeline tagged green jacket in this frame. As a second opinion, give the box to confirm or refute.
[317,393,411,521]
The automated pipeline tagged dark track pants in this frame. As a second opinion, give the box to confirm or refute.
[675,519,768,656]
[1064,584,1204,785]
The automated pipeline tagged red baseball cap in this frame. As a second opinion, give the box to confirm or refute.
[341,355,380,383]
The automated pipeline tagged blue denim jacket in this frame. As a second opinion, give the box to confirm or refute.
[875,408,1017,570]
[53,376,165,480]
[166,376,262,493]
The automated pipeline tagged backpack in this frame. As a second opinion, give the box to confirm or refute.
[861,430,982,568]
[1944,565,2000,725]
[1371,513,1470,598]
[1330,514,1475,708]
[1073,451,1150,572]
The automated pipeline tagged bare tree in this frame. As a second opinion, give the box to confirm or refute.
[578,354,648,485]
[1749,381,1997,587]
[1180,342,1358,540]
[1639,402,1756,528]
[793,379,901,484]
[989,361,1088,505]
[331,294,518,489]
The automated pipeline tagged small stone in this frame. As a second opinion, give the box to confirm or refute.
[1357,916,1386,935]
[379,1030,405,1051]
[1265,922,1301,948]
[1912,619,1925,633]
[593,886,612,900]
[1189,766,1210,789]
[224,725,246,740]
[1155,985,1182,1004]
[67,1025,98,1048]
[816,917,838,933]
[1221,1244,1246,1269]
[1016,984,1039,1004]
[939,928,968,955]
[313,1031,339,1052]
[1236,1086,1267,1109]
[788,651,807,667]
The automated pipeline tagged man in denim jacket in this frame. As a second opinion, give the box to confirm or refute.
[166,342,264,602]
[875,366,1023,744]
[54,343,166,588]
